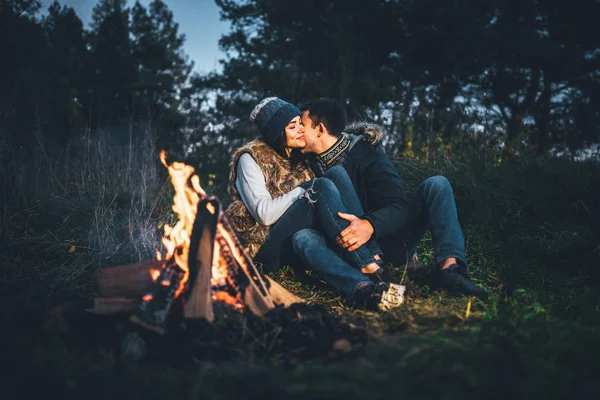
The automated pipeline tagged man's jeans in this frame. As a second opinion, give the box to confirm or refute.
[292,166,381,296]
[379,175,467,268]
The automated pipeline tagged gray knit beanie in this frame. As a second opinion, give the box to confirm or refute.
[250,97,301,148]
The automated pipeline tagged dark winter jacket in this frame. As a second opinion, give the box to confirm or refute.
[308,124,410,238]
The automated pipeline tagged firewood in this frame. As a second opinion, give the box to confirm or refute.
[90,196,306,332]
[97,260,163,298]
[216,214,276,314]
[129,315,166,335]
[218,214,276,304]
[265,276,304,306]
[129,263,185,335]
[184,198,219,320]
[88,297,139,315]
[242,284,276,316]
[184,224,216,321]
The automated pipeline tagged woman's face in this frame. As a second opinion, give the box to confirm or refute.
[284,116,306,151]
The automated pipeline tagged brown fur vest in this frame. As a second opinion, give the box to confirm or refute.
[225,139,314,257]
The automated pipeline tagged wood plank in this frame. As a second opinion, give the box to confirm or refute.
[97,260,163,298]
[265,276,304,306]
[184,200,217,321]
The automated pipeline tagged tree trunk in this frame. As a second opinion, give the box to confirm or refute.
[400,82,414,157]
[532,76,552,156]
[503,113,522,159]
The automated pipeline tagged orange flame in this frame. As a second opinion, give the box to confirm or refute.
[157,150,246,309]
[157,150,206,298]
[149,268,161,281]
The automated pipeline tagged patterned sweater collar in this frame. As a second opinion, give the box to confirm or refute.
[315,133,352,170]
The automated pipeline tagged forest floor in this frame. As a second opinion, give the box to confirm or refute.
[2,157,599,399]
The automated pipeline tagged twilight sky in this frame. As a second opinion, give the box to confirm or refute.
[39,0,230,74]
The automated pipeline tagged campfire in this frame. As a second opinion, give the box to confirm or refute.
[89,152,365,360]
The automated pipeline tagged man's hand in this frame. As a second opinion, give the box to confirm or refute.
[336,212,374,251]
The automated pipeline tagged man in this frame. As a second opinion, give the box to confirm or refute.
[294,98,487,300]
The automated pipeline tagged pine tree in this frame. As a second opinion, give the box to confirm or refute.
[84,0,136,128]
[130,0,193,151]
[42,1,86,145]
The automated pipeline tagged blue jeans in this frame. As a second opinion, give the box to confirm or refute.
[291,166,382,296]
[322,166,383,260]
[254,197,315,272]
[254,167,379,274]
[307,166,382,269]
[379,176,467,267]
[293,228,371,295]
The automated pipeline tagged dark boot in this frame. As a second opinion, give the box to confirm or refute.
[389,253,427,272]
[439,263,488,300]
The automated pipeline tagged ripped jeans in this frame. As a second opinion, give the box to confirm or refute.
[302,165,382,268]
[291,166,382,295]
[254,166,379,294]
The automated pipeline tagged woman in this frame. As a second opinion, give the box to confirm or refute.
[225,97,390,307]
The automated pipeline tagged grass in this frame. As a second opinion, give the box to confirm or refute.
[1,135,599,399]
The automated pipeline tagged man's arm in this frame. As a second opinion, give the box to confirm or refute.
[360,148,410,238]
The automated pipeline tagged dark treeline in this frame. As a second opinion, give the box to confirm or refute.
[1,0,191,151]
[1,0,599,192]
[196,0,599,167]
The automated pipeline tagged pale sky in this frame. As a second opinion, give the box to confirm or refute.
[39,0,230,74]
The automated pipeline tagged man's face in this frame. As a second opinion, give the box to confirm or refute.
[300,110,320,154]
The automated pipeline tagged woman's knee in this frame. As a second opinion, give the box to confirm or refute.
[292,228,324,252]
[310,176,337,195]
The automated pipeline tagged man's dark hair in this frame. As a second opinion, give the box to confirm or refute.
[299,98,347,138]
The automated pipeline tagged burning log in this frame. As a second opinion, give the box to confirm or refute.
[182,196,220,321]
[91,260,164,316]
[129,262,186,334]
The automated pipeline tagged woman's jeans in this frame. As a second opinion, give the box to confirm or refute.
[255,166,378,295]
[292,166,382,295]
[313,165,383,267]
[253,197,315,272]
[323,165,383,260]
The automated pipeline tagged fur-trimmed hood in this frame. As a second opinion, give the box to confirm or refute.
[344,121,384,146]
